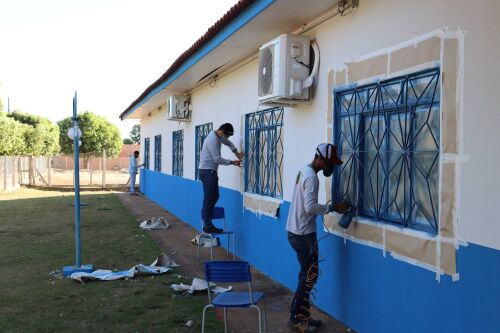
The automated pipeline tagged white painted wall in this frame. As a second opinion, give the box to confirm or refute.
[140,0,500,250]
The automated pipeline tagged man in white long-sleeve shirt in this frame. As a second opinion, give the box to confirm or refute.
[128,150,142,195]
[199,123,244,233]
[286,143,348,332]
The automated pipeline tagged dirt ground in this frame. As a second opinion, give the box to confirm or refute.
[117,192,354,333]
[49,169,137,186]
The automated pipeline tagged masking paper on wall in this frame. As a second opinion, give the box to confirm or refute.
[243,193,281,218]
[325,30,463,277]
[390,37,441,74]
[347,54,388,83]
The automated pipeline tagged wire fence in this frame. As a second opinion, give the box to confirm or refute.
[0,152,139,191]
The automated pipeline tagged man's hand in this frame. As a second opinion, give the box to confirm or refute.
[235,151,244,161]
[231,160,242,167]
[329,202,350,214]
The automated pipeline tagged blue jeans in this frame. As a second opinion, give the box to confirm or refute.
[129,172,136,193]
[288,232,319,320]
[199,169,219,228]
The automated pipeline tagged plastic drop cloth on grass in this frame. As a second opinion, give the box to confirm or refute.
[140,217,170,230]
[70,253,179,283]
[171,277,232,294]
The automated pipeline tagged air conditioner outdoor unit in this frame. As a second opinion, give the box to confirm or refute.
[258,34,319,105]
[167,94,192,121]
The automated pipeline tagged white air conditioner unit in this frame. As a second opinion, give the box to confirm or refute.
[167,94,192,121]
[258,34,319,105]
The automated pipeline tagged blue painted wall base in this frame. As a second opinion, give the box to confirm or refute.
[63,264,94,277]
[140,169,500,333]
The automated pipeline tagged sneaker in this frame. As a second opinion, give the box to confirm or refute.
[308,318,323,327]
[203,226,223,234]
[288,319,317,332]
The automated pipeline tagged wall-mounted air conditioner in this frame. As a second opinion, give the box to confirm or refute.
[167,94,192,121]
[258,34,319,106]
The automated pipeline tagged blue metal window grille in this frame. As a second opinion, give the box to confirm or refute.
[245,107,284,198]
[144,138,150,169]
[195,123,213,180]
[172,130,183,176]
[334,68,440,233]
[154,135,162,172]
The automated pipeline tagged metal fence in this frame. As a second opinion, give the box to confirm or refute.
[0,152,138,190]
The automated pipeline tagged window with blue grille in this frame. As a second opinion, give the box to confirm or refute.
[144,138,150,169]
[333,68,440,233]
[245,107,284,198]
[195,123,213,180]
[172,130,183,176]
[154,135,161,172]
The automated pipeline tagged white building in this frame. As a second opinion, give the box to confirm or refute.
[120,1,500,332]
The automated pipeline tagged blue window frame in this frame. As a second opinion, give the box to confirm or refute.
[245,107,284,198]
[172,130,183,176]
[333,68,440,233]
[195,123,213,180]
[144,137,150,169]
[154,135,161,172]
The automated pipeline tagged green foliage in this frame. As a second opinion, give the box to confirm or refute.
[58,111,122,158]
[0,112,27,155]
[130,123,140,144]
[123,138,133,144]
[7,111,60,156]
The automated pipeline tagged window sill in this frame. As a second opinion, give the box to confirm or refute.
[323,213,458,277]
[243,192,282,218]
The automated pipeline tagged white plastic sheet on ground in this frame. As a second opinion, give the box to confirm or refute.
[190,234,219,247]
[140,217,170,230]
[171,277,232,294]
[70,253,178,283]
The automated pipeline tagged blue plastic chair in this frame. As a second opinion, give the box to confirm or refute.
[201,261,266,333]
[198,207,235,260]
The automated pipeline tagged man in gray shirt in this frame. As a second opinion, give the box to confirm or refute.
[287,143,348,332]
[199,123,244,233]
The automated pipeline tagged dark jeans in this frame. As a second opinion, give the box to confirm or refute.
[288,231,319,321]
[199,169,219,228]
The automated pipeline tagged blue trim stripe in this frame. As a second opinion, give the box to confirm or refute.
[123,0,275,120]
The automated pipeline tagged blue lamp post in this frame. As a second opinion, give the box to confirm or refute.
[63,91,94,277]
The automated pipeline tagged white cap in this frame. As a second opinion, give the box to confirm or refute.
[316,143,343,164]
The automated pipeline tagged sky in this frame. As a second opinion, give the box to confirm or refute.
[0,0,238,138]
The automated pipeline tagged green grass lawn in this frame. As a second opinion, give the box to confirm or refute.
[0,188,222,333]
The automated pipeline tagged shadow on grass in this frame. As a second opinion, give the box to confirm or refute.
[0,189,222,333]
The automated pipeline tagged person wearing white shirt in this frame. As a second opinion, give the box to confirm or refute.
[128,151,142,195]
[198,123,244,233]
[286,143,348,332]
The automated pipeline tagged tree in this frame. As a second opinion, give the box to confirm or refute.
[7,111,60,156]
[0,112,27,155]
[130,124,140,144]
[58,111,122,158]
[123,138,133,144]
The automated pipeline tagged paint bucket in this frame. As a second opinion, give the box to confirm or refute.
[338,205,356,229]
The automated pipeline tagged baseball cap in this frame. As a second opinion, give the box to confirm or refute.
[316,143,343,165]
